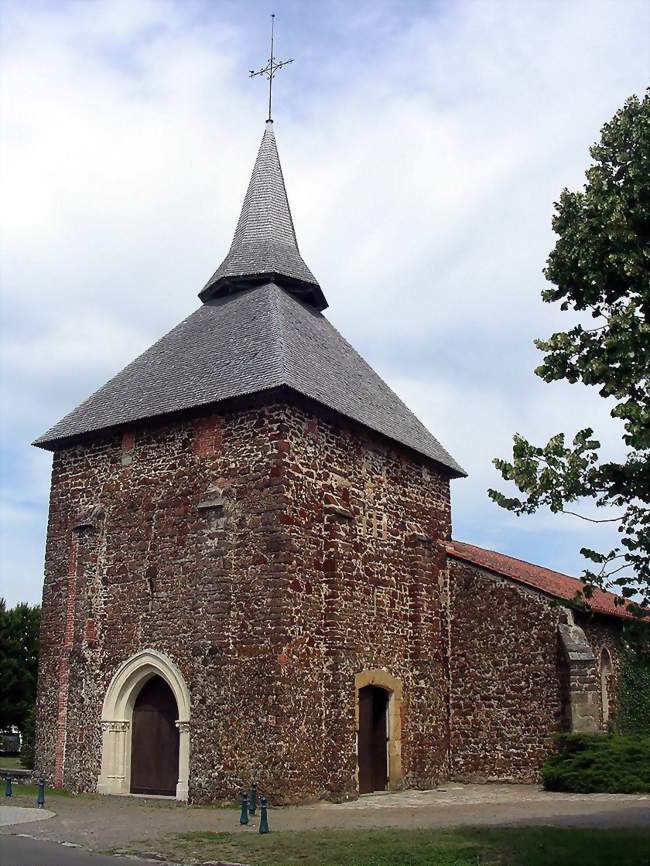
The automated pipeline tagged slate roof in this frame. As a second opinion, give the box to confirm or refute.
[35,120,465,475]
[200,122,327,311]
[34,283,465,476]
[445,540,638,620]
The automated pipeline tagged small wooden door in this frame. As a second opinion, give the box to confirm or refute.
[130,676,179,796]
[358,685,389,794]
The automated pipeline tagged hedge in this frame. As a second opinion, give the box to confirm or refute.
[543,733,650,793]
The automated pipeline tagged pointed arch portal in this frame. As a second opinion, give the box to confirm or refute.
[97,650,190,800]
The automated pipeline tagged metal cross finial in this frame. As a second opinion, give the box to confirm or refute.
[249,13,293,122]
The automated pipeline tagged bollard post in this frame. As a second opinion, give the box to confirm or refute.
[37,778,45,808]
[259,795,269,834]
[4,775,12,797]
[249,780,257,816]
[239,791,249,825]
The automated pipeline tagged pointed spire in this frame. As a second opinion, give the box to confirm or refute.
[200,122,327,310]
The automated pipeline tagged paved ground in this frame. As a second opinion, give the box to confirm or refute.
[0,783,648,857]
[0,836,138,866]
[0,806,55,827]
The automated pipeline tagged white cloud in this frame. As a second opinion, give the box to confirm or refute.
[0,0,647,604]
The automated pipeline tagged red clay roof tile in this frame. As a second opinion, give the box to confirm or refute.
[445,539,639,621]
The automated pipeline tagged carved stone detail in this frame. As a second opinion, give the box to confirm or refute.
[101,720,130,733]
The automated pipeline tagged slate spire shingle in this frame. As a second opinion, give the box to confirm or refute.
[34,121,466,478]
[200,121,327,311]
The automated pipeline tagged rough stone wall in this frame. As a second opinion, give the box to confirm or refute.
[448,559,563,782]
[36,394,452,803]
[272,399,452,799]
[448,558,625,782]
[37,401,296,801]
[37,388,626,801]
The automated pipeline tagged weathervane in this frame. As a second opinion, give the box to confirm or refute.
[249,13,293,123]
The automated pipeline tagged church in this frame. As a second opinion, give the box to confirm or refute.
[34,118,631,804]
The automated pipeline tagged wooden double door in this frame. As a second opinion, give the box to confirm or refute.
[358,685,389,794]
[130,676,179,796]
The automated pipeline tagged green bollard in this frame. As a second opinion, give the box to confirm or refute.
[259,795,269,834]
[249,780,257,816]
[239,791,249,825]
[37,778,45,808]
[4,775,12,797]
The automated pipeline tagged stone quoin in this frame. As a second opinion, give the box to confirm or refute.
[34,120,634,803]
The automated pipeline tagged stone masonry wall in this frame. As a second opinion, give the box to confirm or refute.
[448,558,625,782]
[271,398,452,799]
[37,399,296,801]
[37,389,625,801]
[36,393,453,803]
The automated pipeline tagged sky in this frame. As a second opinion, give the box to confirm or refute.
[0,0,648,607]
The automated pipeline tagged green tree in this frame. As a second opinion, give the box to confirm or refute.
[489,91,649,613]
[19,706,37,770]
[0,599,41,734]
[617,633,650,734]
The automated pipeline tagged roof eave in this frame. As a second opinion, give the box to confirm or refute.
[31,385,292,452]
[199,272,328,311]
[33,382,465,478]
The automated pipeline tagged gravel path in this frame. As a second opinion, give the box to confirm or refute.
[1,784,648,853]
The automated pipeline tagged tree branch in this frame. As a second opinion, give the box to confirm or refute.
[602,563,633,579]
[561,509,623,523]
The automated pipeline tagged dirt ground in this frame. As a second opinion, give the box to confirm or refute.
[1,783,649,854]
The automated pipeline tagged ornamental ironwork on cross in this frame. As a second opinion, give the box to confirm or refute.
[249,13,293,122]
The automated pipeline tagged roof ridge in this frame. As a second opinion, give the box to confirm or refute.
[269,283,289,383]
[447,539,582,584]
[320,315,465,473]
[270,131,299,250]
[271,286,465,476]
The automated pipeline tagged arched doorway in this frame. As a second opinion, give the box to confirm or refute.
[358,685,389,793]
[130,676,180,795]
[97,649,190,801]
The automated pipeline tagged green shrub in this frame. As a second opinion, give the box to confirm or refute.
[543,733,650,793]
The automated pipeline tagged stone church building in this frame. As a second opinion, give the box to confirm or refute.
[34,121,632,803]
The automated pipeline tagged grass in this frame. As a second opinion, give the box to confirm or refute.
[543,733,650,793]
[4,781,70,799]
[110,826,650,866]
[0,755,25,770]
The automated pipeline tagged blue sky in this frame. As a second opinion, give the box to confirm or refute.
[1,0,648,607]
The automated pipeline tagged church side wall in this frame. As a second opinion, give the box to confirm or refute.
[274,399,452,801]
[448,558,625,782]
[36,402,300,802]
[448,559,563,782]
